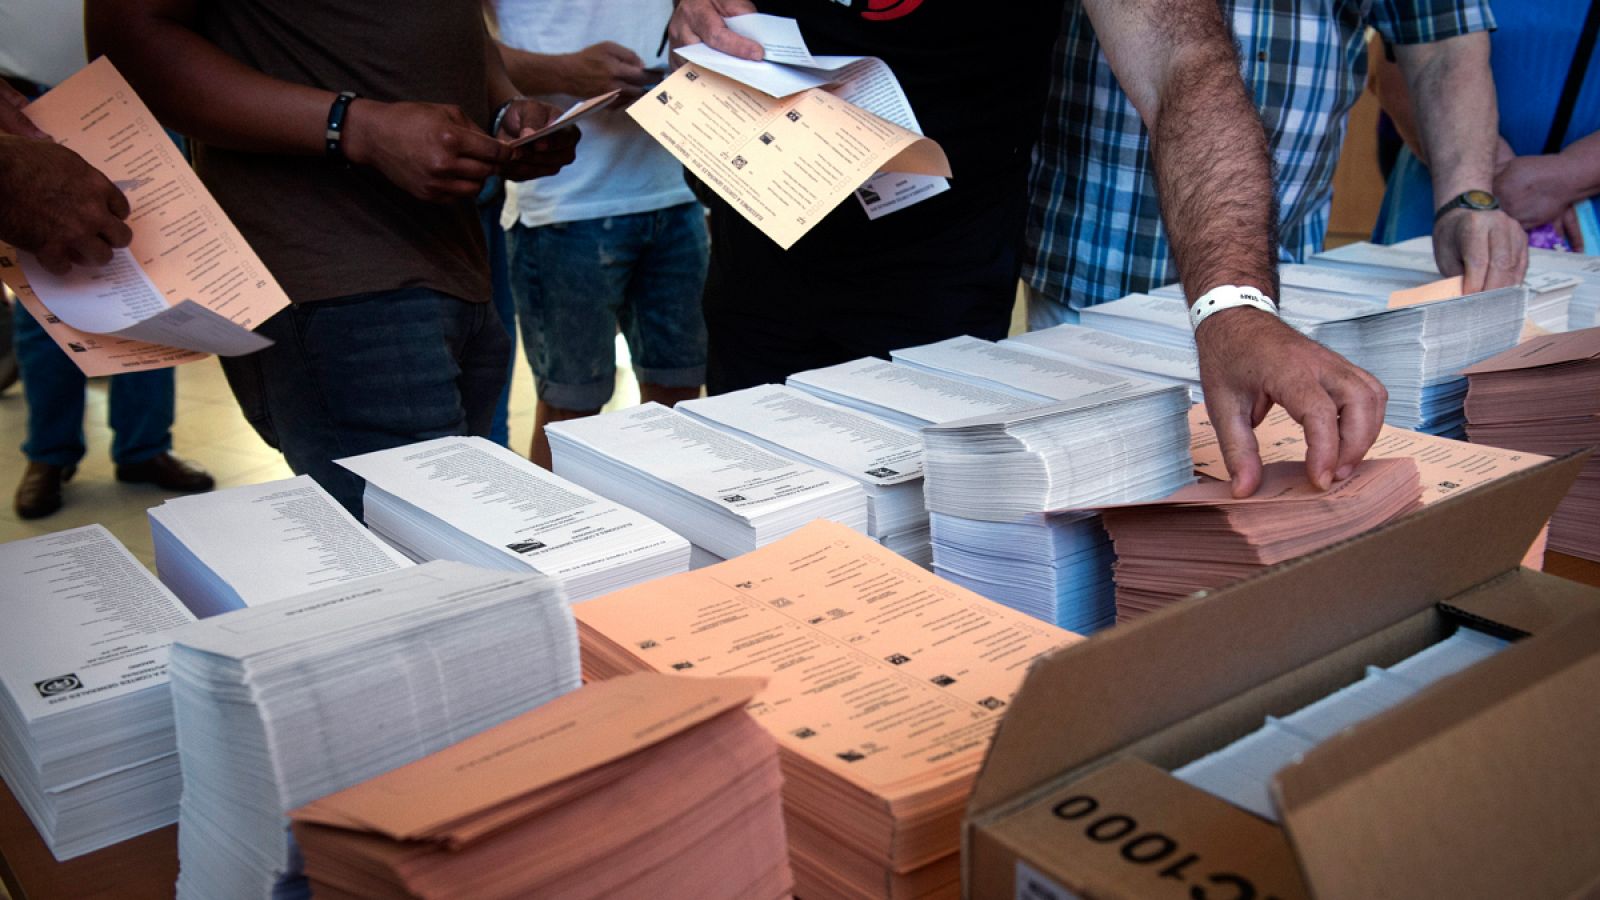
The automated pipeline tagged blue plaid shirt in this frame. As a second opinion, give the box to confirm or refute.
[1025,0,1494,326]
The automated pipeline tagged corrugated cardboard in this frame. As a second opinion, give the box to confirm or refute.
[966,452,1598,899]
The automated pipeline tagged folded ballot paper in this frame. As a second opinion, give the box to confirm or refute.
[168,562,580,900]
[1174,627,1509,821]
[0,526,194,860]
[1465,328,1600,561]
[149,475,413,618]
[1002,323,1204,401]
[576,521,1080,900]
[1097,459,1424,622]
[289,674,791,900]
[545,403,867,564]
[679,384,932,565]
[631,14,950,248]
[336,437,689,601]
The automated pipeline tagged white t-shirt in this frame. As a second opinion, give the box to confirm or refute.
[496,0,696,228]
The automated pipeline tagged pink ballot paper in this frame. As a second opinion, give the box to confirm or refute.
[502,90,621,147]
[0,58,289,375]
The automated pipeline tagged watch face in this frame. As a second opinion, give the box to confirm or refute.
[1463,189,1498,210]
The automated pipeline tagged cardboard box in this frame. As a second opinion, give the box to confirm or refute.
[965,452,1600,899]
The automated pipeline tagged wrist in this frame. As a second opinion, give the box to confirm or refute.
[340,98,379,167]
[1189,284,1278,334]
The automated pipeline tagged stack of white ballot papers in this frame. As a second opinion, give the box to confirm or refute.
[0,526,195,860]
[786,356,1040,430]
[678,385,932,565]
[1001,324,1204,401]
[336,437,689,601]
[1173,627,1508,821]
[168,561,580,900]
[929,511,1117,633]
[150,475,413,618]
[545,403,867,564]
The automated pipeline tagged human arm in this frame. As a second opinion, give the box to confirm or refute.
[499,41,652,102]
[1084,0,1388,497]
[667,0,763,60]
[1495,129,1600,250]
[483,28,581,183]
[1394,32,1528,290]
[0,136,133,274]
[86,0,514,202]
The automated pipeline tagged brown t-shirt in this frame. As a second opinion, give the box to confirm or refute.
[194,0,492,305]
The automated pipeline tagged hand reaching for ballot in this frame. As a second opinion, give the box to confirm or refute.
[1432,205,1527,293]
[0,136,133,275]
[1195,307,1388,498]
[669,0,762,60]
[495,98,581,183]
[559,42,653,103]
[343,99,509,203]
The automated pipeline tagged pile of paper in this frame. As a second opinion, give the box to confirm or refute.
[0,526,194,860]
[679,385,931,565]
[335,437,689,600]
[1098,459,1424,621]
[929,511,1117,633]
[1465,329,1600,561]
[1119,287,1387,347]
[149,475,413,618]
[787,356,1040,430]
[168,561,580,899]
[1175,627,1508,821]
[1519,244,1600,329]
[1002,323,1203,401]
[576,521,1080,900]
[289,674,789,900]
[546,403,866,565]
[1317,239,1580,333]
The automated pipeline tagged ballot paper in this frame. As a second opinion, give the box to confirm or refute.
[290,674,792,900]
[628,58,949,248]
[929,510,1118,634]
[149,476,413,618]
[546,404,867,561]
[891,334,1159,406]
[502,90,620,147]
[1003,324,1204,401]
[336,437,690,601]
[1175,627,1509,821]
[576,520,1081,900]
[0,59,287,372]
[787,357,1039,430]
[168,561,580,900]
[678,385,932,564]
[0,525,195,860]
[1464,328,1600,562]
[1385,235,1600,329]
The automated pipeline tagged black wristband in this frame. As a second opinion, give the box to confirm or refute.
[325,91,359,162]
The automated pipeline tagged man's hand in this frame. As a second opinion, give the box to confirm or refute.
[1496,152,1584,232]
[1432,206,1527,293]
[0,136,132,275]
[1195,308,1388,498]
[496,98,581,183]
[0,82,48,139]
[668,0,762,59]
[1557,204,1587,253]
[343,100,508,202]
[558,42,652,102]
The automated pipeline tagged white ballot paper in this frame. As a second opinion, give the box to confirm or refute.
[892,335,1158,405]
[0,59,288,369]
[788,357,1038,429]
[1003,324,1205,401]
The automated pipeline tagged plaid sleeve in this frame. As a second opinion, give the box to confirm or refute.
[1367,0,1496,46]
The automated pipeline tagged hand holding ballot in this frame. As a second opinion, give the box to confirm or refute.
[668,0,764,61]
[492,96,586,180]
[0,136,132,275]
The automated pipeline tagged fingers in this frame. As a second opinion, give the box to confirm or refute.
[102,216,134,250]
[601,41,645,69]
[1208,393,1264,499]
[1328,370,1385,482]
[1456,218,1488,294]
[445,124,510,166]
[1562,205,1586,253]
[671,0,764,59]
[1288,389,1340,491]
[1483,213,1526,289]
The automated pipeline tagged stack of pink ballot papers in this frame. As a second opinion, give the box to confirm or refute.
[1465,329,1600,561]
[576,520,1080,900]
[1098,459,1424,621]
[288,674,790,900]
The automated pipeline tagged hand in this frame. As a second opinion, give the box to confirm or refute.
[1432,206,1527,292]
[1495,152,1584,229]
[1195,308,1388,498]
[496,98,581,183]
[0,82,47,139]
[1557,204,1586,253]
[668,0,763,60]
[343,99,508,202]
[558,42,652,102]
[0,136,132,275]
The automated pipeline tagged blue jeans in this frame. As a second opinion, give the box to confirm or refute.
[478,177,515,446]
[508,202,708,411]
[14,303,173,467]
[219,288,511,516]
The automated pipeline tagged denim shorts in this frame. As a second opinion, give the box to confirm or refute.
[508,202,709,410]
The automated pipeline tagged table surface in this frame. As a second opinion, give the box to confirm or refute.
[3,552,1597,900]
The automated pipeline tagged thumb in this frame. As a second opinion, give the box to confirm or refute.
[601,41,644,68]
[1209,394,1263,498]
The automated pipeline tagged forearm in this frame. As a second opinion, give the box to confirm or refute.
[485,29,523,114]
[498,44,575,97]
[85,0,333,156]
[1557,131,1600,201]
[1396,32,1497,205]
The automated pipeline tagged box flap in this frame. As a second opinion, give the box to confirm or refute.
[968,451,1587,818]
[1275,608,1600,900]
[1444,567,1600,638]
[1462,327,1600,375]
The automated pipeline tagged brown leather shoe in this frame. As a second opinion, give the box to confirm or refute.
[115,452,215,493]
[14,461,74,520]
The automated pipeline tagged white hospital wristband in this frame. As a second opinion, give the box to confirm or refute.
[1189,285,1278,332]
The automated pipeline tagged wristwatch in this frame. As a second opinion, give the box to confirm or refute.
[1433,189,1500,223]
